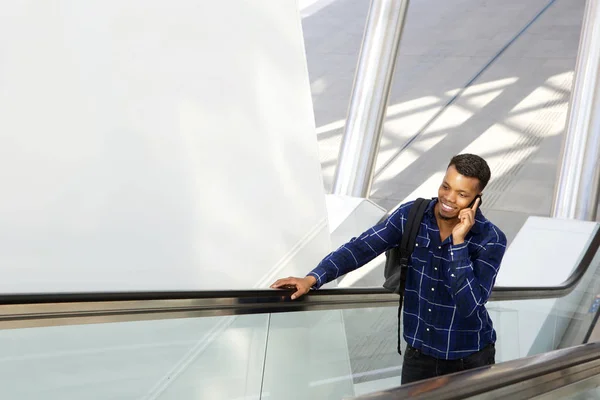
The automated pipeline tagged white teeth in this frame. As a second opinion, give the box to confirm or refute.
[441,203,453,211]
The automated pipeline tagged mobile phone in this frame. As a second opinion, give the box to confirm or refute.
[468,194,482,208]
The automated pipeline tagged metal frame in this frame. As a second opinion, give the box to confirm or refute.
[552,0,600,221]
[332,0,410,198]
[353,341,600,399]
[585,296,600,343]
[0,290,399,329]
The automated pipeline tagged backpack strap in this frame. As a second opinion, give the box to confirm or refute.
[399,198,430,264]
[397,198,430,354]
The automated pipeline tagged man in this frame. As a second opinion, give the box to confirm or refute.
[271,154,507,384]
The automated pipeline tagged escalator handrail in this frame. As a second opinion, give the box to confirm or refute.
[0,222,597,328]
[492,221,600,300]
[1,222,598,305]
[353,340,600,399]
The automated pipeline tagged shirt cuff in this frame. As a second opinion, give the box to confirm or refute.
[307,269,327,289]
[449,243,469,262]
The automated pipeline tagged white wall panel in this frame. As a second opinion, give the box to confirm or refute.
[0,0,330,292]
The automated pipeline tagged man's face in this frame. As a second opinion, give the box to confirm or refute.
[436,165,481,220]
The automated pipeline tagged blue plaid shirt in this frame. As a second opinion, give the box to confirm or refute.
[308,198,507,360]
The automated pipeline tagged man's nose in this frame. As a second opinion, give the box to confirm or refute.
[447,193,457,204]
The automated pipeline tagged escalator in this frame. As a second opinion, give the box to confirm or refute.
[1,227,600,399]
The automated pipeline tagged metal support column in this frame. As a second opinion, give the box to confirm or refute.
[552,0,600,220]
[332,0,410,198]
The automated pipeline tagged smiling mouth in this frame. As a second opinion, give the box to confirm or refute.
[440,202,455,212]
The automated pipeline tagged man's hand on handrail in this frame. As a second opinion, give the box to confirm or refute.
[270,276,317,300]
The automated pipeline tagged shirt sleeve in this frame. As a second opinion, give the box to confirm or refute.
[444,225,507,317]
[307,204,409,289]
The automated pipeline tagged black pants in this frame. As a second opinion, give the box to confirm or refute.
[401,343,496,385]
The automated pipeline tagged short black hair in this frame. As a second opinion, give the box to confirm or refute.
[448,154,491,191]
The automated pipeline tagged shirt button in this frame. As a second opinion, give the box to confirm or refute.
[438,246,441,249]
[451,274,455,277]
[434,267,438,271]
[415,243,419,247]
[428,309,432,312]
[451,252,454,255]
[426,328,430,332]
[431,288,435,291]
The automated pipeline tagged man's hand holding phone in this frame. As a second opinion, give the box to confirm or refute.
[452,196,481,245]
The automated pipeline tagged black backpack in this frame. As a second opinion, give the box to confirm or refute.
[382,198,431,354]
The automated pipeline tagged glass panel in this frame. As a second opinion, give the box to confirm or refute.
[341,307,403,396]
[262,309,355,399]
[261,306,401,399]
[0,314,269,400]
[157,315,269,399]
[532,374,600,400]
[1,239,599,400]
[487,243,600,363]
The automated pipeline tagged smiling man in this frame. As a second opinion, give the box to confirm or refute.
[271,154,507,385]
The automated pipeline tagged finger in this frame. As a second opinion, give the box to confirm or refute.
[291,286,309,300]
[270,279,282,288]
[271,278,293,288]
[291,288,304,300]
[464,213,473,225]
[459,209,475,222]
[466,213,476,228]
[472,197,481,211]
[458,210,473,222]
